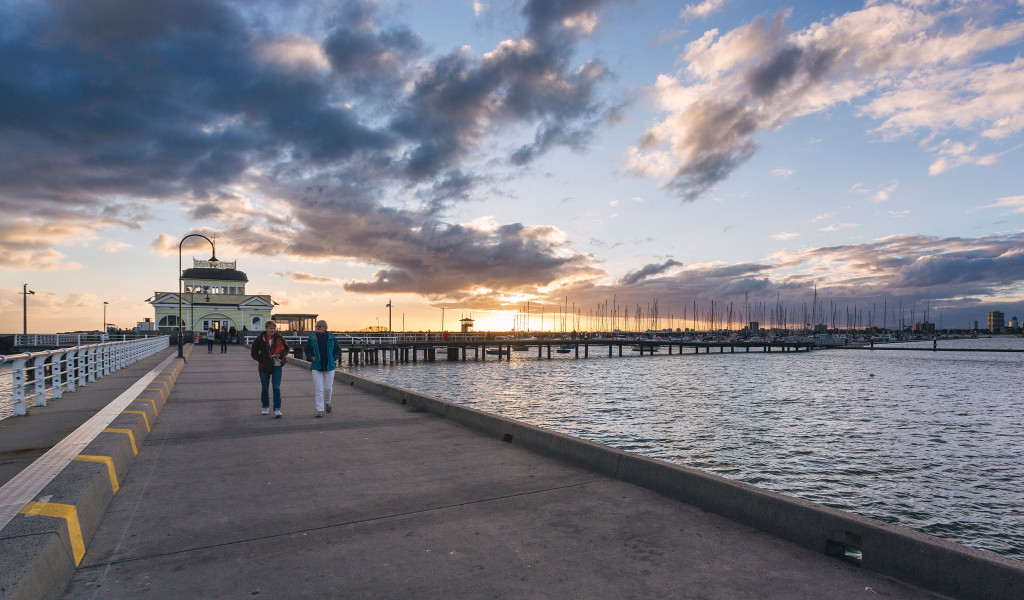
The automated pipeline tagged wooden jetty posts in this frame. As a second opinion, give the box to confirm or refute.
[338,339,815,366]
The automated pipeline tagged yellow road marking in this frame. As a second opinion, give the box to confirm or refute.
[135,397,159,416]
[20,501,85,565]
[122,410,150,432]
[103,428,138,456]
[73,455,119,493]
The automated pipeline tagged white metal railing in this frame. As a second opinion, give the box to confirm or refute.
[241,332,493,347]
[13,332,165,347]
[0,337,170,418]
[243,334,401,347]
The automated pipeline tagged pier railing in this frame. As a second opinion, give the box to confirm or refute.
[0,337,170,418]
[13,332,166,347]
[242,332,486,345]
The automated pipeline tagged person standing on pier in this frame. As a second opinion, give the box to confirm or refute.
[207,328,215,353]
[250,321,290,417]
[304,320,340,418]
[219,327,229,353]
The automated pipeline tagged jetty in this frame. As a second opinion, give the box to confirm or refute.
[235,334,816,366]
[2,347,1022,599]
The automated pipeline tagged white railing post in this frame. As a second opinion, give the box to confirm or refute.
[32,355,47,407]
[10,357,28,416]
[65,349,78,393]
[51,350,65,399]
[86,346,98,382]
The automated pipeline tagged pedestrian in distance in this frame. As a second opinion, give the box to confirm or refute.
[250,321,290,417]
[207,328,215,353]
[304,320,341,418]
[220,327,229,353]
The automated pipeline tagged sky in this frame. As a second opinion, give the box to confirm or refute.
[2,0,1024,334]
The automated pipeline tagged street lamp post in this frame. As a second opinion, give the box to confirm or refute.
[21,283,35,335]
[103,301,109,333]
[386,298,392,333]
[178,234,219,358]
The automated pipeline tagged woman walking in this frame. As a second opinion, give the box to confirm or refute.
[250,321,290,417]
[304,320,340,418]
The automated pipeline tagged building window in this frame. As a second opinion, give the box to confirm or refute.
[157,315,180,330]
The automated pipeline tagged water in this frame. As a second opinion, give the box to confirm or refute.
[346,337,1024,560]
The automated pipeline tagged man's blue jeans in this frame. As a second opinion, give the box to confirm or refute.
[259,367,283,410]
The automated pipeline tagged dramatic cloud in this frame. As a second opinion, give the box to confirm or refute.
[629,1,1024,200]
[619,259,683,285]
[0,0,620,285]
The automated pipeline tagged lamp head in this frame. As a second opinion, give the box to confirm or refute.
[208,253,219,267]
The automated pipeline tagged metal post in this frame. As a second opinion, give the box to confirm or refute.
[178,234,219,358]
[21,284,35,335]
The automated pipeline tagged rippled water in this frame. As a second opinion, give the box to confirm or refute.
[347,337,1024,560]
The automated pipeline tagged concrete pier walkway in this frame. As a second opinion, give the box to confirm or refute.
[18,348,950,600]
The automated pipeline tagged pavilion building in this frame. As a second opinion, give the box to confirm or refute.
[149,259,275,337]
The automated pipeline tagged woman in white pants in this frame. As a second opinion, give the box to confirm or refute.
[304,320,340,418]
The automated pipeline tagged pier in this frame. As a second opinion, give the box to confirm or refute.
[2,348,1022,599]
[240,334,816,366]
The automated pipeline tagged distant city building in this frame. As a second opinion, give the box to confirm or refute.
[912,322,936,334]
[149,259,275,334]
[987,311,1005,332]
[1010,315,1020,329]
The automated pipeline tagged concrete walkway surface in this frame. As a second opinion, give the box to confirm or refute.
[44,348,952,599]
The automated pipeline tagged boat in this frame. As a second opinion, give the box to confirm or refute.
[556,344,575,354]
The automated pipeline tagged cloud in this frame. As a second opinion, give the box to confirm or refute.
[772,232,798,240]
[986,195,1024,213]
[276,272,339,284]
[0,0,622,283]
[619,259,683,285]
[681,0,726,22]
[629,2,1024,200]
[771,168,793,178]
[819,223,860,232]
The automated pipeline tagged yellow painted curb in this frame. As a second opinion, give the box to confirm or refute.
[73,455,120,493]
[103,428,138,456]
[135,397,160,416]
[20,501,85,566]
[122,410,151,432]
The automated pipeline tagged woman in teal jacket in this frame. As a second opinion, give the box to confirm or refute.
[304,320,341,417]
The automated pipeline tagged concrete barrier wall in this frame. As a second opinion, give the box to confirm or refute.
[320,364,1024,600]
[0,346,191,600]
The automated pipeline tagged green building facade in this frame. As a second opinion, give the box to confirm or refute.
[150,259,275,337]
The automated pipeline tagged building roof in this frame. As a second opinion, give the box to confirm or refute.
[182,267,249,282]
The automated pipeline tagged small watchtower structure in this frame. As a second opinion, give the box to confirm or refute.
[460,316,474,333]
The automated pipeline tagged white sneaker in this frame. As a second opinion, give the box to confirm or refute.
[274,410,282,418]
[261,407,269,415]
